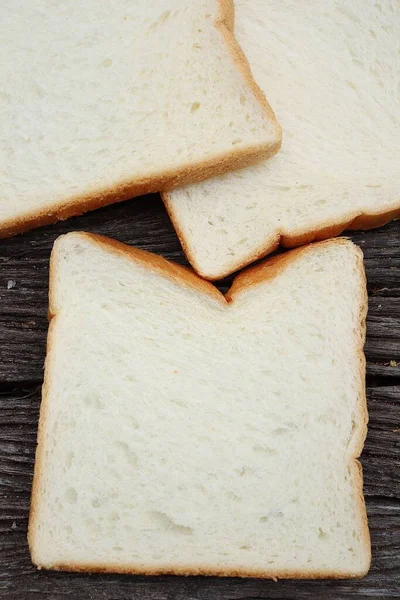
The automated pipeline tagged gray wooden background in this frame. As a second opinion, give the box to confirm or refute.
[0,195,399,599]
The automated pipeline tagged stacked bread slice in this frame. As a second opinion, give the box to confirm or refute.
[0,0,280,237]
[164,0,400,278]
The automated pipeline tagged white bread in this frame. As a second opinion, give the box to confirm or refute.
[28,233,370,578]
[0,0,280,238]
[164,0,400,279]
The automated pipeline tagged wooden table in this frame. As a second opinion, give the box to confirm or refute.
[0,196,399,599]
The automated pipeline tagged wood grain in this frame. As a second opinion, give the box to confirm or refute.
[0,195,399,598]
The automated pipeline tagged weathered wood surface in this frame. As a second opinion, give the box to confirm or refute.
[0,195,399,599]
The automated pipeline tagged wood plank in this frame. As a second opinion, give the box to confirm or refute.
[365,299,400,363]
[362,387,400,498]
[0,199,399,383]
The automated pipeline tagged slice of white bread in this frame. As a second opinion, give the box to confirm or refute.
[164,0,400,279]
[28,232,370,578]
[0,1,280,238]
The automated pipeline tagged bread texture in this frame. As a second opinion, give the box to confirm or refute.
[28,233,370,578]
[164,0,400,279]
[0,0,280,238]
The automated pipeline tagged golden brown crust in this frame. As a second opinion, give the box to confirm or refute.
[162,201,400,281]
[226,237,357,299]
[347,246,370,570]
[0,143,276,239]
[220,0,235,31]
[216,0,281,138]
[0,0,281,241]
[41,562,369,579]
[351,248,371,570]
[225,242,318,302]
[27,314,58,557]
[29,235,370,577]
[78,233,226,305]
[349,206,400,231]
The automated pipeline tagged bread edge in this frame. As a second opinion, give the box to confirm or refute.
[217,0,281,141]
[56,232,226,306]
[162,192,400,280]
[30,563,370,580]
[0,0,281,240]
[28,236,370,578]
